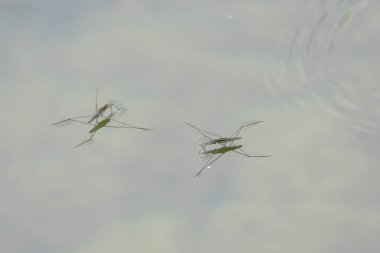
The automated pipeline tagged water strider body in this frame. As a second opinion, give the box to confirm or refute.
[87,90,126,123]
[73,111,120,148]
[202,136,242,146]
[87,103,112,123]
[89,114,112,133]
[202,145,243,155]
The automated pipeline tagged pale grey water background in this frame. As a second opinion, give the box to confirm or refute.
[1,0,379,252]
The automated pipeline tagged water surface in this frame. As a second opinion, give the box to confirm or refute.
[0,0,379,252]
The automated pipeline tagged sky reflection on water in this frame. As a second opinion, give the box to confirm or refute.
[0,0,379,252]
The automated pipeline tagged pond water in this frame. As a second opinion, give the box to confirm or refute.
[0,0,379,252]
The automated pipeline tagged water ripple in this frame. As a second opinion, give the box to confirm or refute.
[286,0,379,150]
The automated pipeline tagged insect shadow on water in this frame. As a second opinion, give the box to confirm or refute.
[50,90,153,148]
[185,121,270,177]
